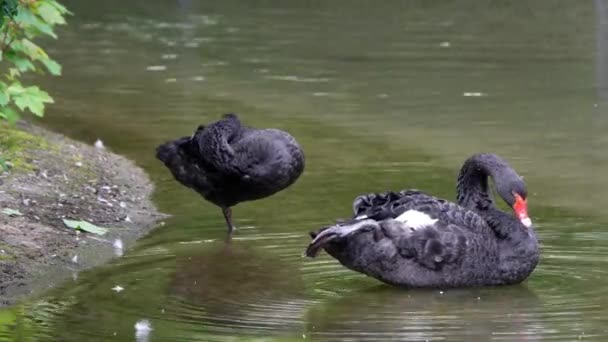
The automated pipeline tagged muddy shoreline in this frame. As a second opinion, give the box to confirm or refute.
[0,121,165,306]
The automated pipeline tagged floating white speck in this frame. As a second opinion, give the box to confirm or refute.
[165,78,177,83]
[200,15,218,25]
[377,93,389,98]
[75,162,83,167]
[161,54,178,60]
[266,75,330,83]
[71,255,78,263]
[202,61,227,67]
[125,216,132,223]
[113,238,123,249]
[184,42,200,48]
[439,291,444,294]
[179,239,215,244]
[192,76,205,82]
[146,65,166,71]
[94,139,105,149]
[439,41,451,48]
[135,319,152,341]
[463,92,486,97]
[113,238,124,257]
[312,92,330,97]
[112,285,124,293]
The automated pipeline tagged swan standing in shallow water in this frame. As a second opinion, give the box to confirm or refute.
[156,113,305,234]
[306,153,539,288]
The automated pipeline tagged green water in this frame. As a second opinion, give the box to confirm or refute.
[2,0,607,340]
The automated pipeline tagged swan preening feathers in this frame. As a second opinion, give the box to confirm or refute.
[156,113,305,233]
[156,115,538,289]
[306,153,539,288]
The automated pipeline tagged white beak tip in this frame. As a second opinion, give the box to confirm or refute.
[521,217,532,228]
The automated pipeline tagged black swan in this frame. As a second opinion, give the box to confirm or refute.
[156,113,305,234]
[305,153,539,288]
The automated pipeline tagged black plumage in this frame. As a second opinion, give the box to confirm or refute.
[156,113,305,234]
[305,153,539,288]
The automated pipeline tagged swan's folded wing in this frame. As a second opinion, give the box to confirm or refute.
[381,219,469,270]
[306,216,473,273]
[351,190,490,235]
[352,190,424,219]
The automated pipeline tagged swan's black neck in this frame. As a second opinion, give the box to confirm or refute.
[457,154,538,278]
[456,153,516,211]
[457,154,494,210]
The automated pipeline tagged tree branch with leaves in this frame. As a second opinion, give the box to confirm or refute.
[0,0,70,124]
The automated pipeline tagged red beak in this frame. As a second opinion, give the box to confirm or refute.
[513,193,532,227]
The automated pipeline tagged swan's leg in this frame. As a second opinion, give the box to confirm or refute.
[222,207,236,234]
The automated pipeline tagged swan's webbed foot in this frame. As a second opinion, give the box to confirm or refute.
[222,207,236,235]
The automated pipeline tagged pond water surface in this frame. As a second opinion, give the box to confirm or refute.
[1,1,607,341]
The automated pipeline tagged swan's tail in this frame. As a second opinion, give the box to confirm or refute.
[305,219,376,257]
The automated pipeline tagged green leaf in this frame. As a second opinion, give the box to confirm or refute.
[0,107,20,123]
[8,68,21,79]
[36,2,65,25]
[9,39,61,75]
[62,219,109,236]
[5,54,36,72]
[1,208,23,217]
[15,8,56,38]
[3,45,39,73]
[6,82,25,94]
[48,0,71,15]
[1,0,19,19]
[19,39,49,60]
[11,85,53,117]
[41,58,61,75]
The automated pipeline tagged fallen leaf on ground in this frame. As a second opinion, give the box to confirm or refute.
[1,208,23,217]
[62,219,109,235]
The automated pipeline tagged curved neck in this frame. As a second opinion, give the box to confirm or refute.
[456,153,502,211]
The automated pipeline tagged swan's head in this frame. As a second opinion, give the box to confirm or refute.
[498,178,531,228]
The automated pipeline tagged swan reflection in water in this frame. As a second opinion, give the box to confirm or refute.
[168,241,308,335]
